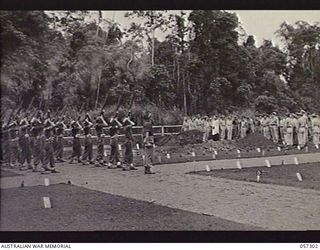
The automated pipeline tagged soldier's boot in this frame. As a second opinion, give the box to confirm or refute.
[129,163,137,170]
[116,161,122,169]
[107,162,116,169]
[32,165,40,172]
[144,166,155,174]
[19,164,29,171]
[49,167,60,173]
[95,161,104,167]
[40,167,50,174]
[122,164,130,171]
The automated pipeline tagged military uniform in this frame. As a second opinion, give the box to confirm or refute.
[240,118,247,138]
[30,118,44,171]
[269,113,279,143]
[292,115,299,146]
[226,116,233,140]
[41,119,59,173]
[69,120,82,164]
[108,116,122,169]
[219,116,226,140]
[279,117,286,144]
[297,113,308,147]
[261,116,270,140]
[122,115,137,171]
[311,115,320,146]
[18,119,32,170]
[54,120,66,162]
[94,115,108,166]
[143,114,155,174]
[81,118,94,165]
[285,115,295,146]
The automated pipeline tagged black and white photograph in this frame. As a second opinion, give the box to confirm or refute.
[0,7,320,242]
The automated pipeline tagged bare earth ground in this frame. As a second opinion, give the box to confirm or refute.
[1,152,320,231]
[1,169,22,178]
[193,162,320,191]
[0,184,260,231]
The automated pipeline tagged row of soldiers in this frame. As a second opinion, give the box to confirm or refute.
[1,110,156,175]
[182,115,257,141]
[182,111,320,147]
[259,111,320,148]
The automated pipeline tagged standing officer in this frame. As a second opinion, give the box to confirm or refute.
[81,114,94,165]
[94,111,109,167]
[18,118,32,170]
[30,115,44,172]
[261,114,270,140]
[54,116,67,162]
[226,114,233,140]
[269,112,279,143]
[108,112,122,169]
[143,111,155,174]
[311,113,320,147]
[297,111,308,148]
[292,113,299,146]
[69,117,83,164]
[279,114,287,144]
[41,118,59,174]
[219,115,226,140]
[285,113,295,147]
[240,117,247,138]
[122,111,137,171]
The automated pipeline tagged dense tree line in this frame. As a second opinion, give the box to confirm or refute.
[1,11,319,124]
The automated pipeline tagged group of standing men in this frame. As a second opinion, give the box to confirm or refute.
[182,114,257,141]
[259,111,320,148]
[1,110,156,175]
[182,111,320,148]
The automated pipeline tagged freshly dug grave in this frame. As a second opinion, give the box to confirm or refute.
[156,130,204,146]
[193,162,320,191]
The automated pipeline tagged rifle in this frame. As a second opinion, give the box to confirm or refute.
[7,100,24,127]
[26,96,35,111]
[111,95,122,118]
[5,109,16,128]
[100,92,110,113]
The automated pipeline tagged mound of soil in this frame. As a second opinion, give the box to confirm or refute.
[156,130,204,146]
[234,132,278,151]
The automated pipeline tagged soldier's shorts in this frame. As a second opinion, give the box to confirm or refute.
[144,146,154,167]
[71,136,82,159]
[9,139,20,165]
[81,136,93,162]
[96,136,105,162]
[42,140,55,168]
[123,139,133,165]
[33,138,43,166]
[55,136,64,159]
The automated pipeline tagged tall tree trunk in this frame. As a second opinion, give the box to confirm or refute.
[151,26,155,66]
[182,70,187,116]
[176,54,180,109]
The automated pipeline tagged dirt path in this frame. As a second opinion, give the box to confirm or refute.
[1,152,320,230]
